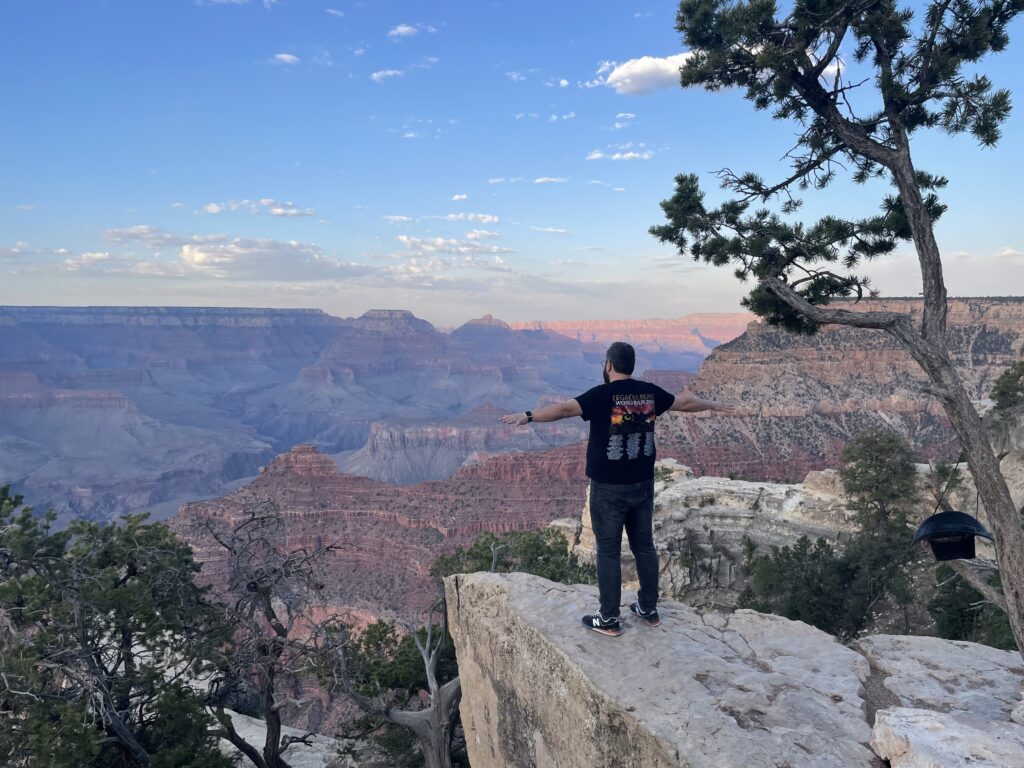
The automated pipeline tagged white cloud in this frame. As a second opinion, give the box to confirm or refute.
[487,178,507,184]
[383,215,413,223]
[997,246,1023,258]
[196,198,316,217]
[451,193,468,201]
[515,112,540,120]
[465,229,499,240]
[611,151,653,160]
[62,251,111,272]
[441,212,499,224]
[388,24,418,38]
[506,71,526,82]
[268,202,315,217]
[396,235,512,256]
[272,53,299,65]
[14,203,35,211]
[534,177,567,184]
[104,225,218,248]
[352,46,367,57]
[587,148,654,161]
[402,131,419,139]
[548,112,575,122]
[531,226,570,234]
[559,78,569,88]
[171,202,187,209]
[604,53,691,94]
[325,8,344,17]
[371,69,403,82]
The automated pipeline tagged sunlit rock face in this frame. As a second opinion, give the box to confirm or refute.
[656,297,1024,481]
[445,572,1024,768]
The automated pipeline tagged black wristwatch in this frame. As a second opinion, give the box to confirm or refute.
[525,410,533,423]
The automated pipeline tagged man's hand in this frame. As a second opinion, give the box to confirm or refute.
[500,412,529,427]
[709,401,737,414]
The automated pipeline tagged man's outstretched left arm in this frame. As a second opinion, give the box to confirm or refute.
[669,394,735,414]
[500,400,582,426]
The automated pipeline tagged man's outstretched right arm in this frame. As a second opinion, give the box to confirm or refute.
[500,400,582,426]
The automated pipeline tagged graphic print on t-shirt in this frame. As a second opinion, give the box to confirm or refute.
[607,393,657,461]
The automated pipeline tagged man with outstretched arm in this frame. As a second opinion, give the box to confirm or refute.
[501,341,735,636]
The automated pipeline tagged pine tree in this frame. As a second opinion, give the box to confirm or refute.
[653,0,1024,654]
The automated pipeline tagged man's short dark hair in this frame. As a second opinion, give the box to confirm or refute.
[606,341,635,375]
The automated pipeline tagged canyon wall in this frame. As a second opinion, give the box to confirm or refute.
[172,444,588,619]
[655,297,1024,480]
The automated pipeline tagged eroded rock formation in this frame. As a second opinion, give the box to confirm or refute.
[173,444,587,618]
[445,572,1024,768]
[658,297,1024,480]
[571,459,856,607]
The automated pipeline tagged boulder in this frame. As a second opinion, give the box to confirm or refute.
[871,708,1024,767]
[446,572,877,767]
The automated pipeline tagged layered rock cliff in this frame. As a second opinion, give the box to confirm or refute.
[172,444,587,618]
[0,306,625,519]
[445,572,1024,768]
[657,297,1024,480]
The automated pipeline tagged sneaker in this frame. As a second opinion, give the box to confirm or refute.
[629,602,661,627]
[581,612,622,636]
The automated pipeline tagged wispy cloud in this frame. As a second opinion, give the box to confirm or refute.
[515,112,540,120]
[387,22,437,39]
[441,212,500,224]
[465,229,499,240]
[531,226,571,234]
[587,143,654,161]
[487,177,523,185]
[325,8,344,17]
[370,56,438,83]
[195,198,316,217]
[383,215,413,223]
[534,177,567,184]
[997,246,1023,258]
[371,69,403,83]
[451,193,468,201]
[104,225,216,249]
[13,203,35,211]
[272,53,299,65]
[396,235,512,256]
[61,251,112,272]
[548,112,575,122]
[505,71,527,82]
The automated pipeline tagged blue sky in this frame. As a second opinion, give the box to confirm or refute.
[2,0,1022,326]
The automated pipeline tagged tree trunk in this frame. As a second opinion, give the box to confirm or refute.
[888,325,1024,655]
[385,677,462,768]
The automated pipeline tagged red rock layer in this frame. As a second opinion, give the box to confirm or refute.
[172,444,587,619]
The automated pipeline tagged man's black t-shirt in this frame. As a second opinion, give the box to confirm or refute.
[574,379,676,484]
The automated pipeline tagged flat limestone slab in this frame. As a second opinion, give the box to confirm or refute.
[872,707,1024,767]
[853,635,1024,721]
[446,572,877,768]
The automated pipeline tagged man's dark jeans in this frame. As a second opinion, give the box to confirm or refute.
[589,479,659,618]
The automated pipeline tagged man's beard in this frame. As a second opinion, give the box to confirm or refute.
[603,367,610,385]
